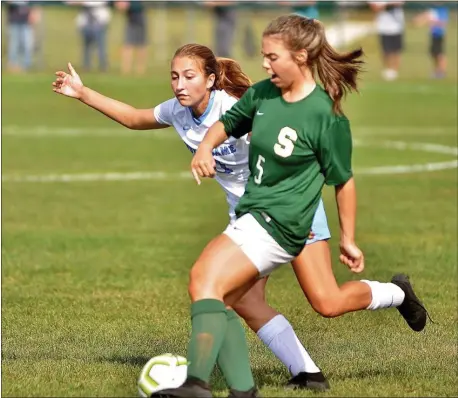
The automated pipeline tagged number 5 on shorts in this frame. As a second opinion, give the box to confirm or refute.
[254,155,265,184]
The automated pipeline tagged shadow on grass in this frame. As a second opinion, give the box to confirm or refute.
[102,355,152,367]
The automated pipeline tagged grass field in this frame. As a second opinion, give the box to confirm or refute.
[2,6,458,398]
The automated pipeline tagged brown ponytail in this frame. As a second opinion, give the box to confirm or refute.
[173,44,252,100]
[216,57,252,99]
[263,15,364,114]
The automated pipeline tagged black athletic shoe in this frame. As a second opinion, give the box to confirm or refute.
[286,372,330,391]
[150,377,212,398]
[391,274,429,332]
[227,386,261,398]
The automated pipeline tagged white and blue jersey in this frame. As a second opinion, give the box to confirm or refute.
[154,89,249,201]
[153,89,330,243]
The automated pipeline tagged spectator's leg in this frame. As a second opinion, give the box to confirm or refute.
[135,46,148,75]
[122,22,134,75]
[95,25,108,72]
[8,23,21,71]
[135,24,148,75]
[81,26,92,71]
[214,6,236,58]
[22,24,34,70]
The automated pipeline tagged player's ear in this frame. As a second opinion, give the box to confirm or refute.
[206,73,216,89]
[295,49,308,66]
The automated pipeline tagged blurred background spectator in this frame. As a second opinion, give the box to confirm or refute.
[116,1,148,75]
[5,0,41,72]
[414,1,449,79]
[1,1,456,77]
[289,1,320,19]
[205,1,237,58]
[67,0,111,72]
[369,1,405,81]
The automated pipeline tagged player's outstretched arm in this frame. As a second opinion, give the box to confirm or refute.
[335,177,365,274]
[191,121,229,184]
[52,63,168,130]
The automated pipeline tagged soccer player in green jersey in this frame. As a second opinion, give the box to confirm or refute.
[154,15,429,398]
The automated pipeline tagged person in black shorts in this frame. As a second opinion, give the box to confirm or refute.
[414,2,449,79]
[116,1,148,75]
[370,1,405,81]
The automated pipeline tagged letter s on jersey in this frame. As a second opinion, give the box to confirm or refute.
[274,127,297,158]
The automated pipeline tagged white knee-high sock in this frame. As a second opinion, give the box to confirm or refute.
[361,280,405,310]
[256,314,320,375]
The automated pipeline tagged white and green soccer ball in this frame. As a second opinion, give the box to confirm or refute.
[137,353,188,397]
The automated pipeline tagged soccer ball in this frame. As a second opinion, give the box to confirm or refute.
[137,353,188,397]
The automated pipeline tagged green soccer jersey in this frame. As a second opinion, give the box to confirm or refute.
[220,79,353,256]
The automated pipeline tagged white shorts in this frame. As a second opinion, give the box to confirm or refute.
[223,213,295,277]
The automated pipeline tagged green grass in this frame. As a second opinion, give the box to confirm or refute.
[2,6,458,398]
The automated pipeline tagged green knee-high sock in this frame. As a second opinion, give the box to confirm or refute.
[187,299,228,383]
[217,310,255,391]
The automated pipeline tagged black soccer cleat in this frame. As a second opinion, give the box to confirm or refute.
[391,274,429,332]
[227,386,261,398]
[286,371,330,391]
[150,377,213,398]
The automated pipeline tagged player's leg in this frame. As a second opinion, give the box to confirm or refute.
[232,277,277,331]
[233,279,328,391]
[153,215,293,397]
[293,241,428,331]
[184,233,258,394]
[152,233,258,397]
[234,199,330,391]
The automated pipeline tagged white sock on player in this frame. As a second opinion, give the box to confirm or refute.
[257,314,320,376]
[361,280,405,310]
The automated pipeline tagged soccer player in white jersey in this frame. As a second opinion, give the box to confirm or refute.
[52,43,331,392]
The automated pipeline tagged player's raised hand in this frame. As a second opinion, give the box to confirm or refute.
[191,144,216,185]
[52,62,84,99]
[339,241,365,274]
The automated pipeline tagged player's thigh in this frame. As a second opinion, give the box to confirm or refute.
[291,240,340,306]
[189,234,259,301]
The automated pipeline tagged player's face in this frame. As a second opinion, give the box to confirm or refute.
[171,56,215,107]
[261,35,302,88]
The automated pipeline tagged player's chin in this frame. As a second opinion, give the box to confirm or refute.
[176,96,192,106]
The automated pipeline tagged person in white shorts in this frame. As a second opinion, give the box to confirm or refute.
[52,43,331,393]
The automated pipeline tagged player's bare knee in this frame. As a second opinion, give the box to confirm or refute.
[188,263,221,301]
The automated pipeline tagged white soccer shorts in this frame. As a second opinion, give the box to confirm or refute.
[223,213,294,277]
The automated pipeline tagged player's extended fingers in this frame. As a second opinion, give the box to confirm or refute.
[68,62,78,76]
[191,168,201,185]
[55,71,67,78]
[198,161,215,178]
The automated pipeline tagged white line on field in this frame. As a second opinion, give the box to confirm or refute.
[1,126,176,138]
[2,126,456,137]
[3,141,457,184]
[1,171,191,183]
